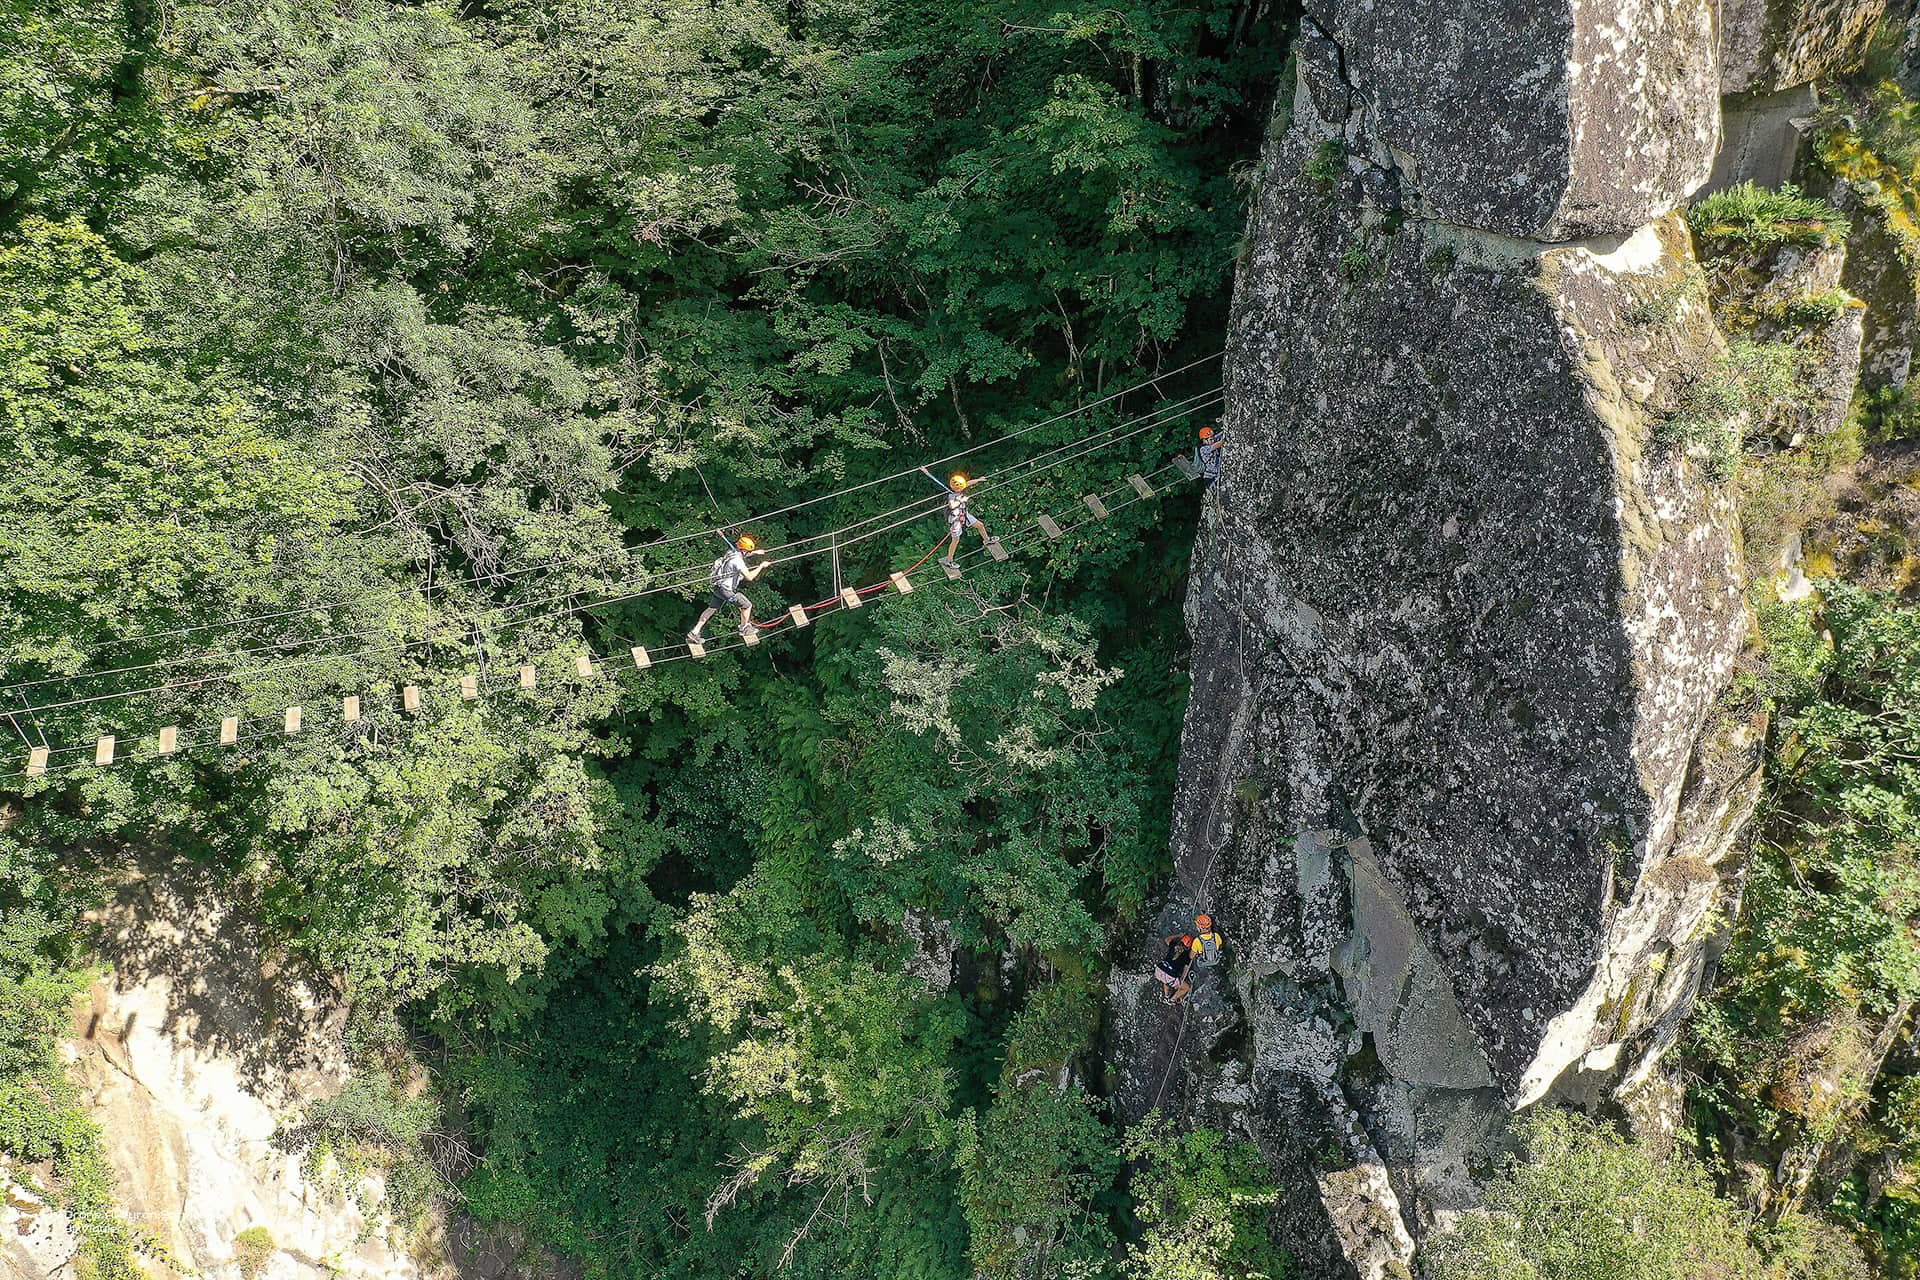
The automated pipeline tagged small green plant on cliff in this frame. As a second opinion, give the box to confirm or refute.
[1305,138,1346,188]
[232,1226,276,1280]
[1122,1115,1287,1280]
[279,1012,454,1234]
[1625,267,1706,326]
[1688,182,1850,251]
[1422,1109,1760,1280]
[1857,382,1920,443]
[1657,341,1804,480]
[1338,245,1372,281]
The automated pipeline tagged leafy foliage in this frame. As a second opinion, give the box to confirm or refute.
[0,0,1280,1271]
[1423,1109,1759,1280]
[1120,1115,1286,1280]
[1691,586,1920,1270]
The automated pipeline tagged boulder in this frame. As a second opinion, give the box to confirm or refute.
[1298,0,1721,240]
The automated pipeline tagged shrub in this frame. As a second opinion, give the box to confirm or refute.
[1657,341,1803,480]
[1423,1109,1759,1280]
[232,1226,276,1280]
[1122,1115,1286,1280]
[1305,138,1345,188]
[1689,182,1850,251]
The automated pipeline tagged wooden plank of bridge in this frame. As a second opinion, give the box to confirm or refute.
[1036,514,1063,539]
[986,536,1009,561]
[740,626,761,647]
[220,716,240,745]
[1082,493,1109,519]
[403,685,421,713]
[576,653,595,678]
[942,558,962,580]
[1172,455,1198,480]
[788,604,810,628]
[840,587,863,609]
[460,675,479,700]
[889,571,914,595]
[283,707,301,734]
[630,646,651,669]
[519,664,537,688]
[342,696,360,723]
[1128,473,1154,499]
[157,726,178,755]
[26,746,48,777]
[95,736,115,766]
[687,637,707,658]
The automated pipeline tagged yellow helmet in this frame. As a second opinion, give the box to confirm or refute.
[736,535,756,551]
[950,473,969,491]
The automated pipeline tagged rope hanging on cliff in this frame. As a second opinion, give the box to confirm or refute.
[1150,491,1253,1116]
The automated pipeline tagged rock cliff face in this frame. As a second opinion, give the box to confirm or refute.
[0,862,563,1280]
[1111,4,1781,1275]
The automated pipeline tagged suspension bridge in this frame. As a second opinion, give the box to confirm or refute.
[3,359,1226,783]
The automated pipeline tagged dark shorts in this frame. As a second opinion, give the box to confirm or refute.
[708,586,749,610]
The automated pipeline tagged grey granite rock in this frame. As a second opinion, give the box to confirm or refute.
[1298,1,1720,240]
[1116,72,1756,1264]
[1720,0,1888,96]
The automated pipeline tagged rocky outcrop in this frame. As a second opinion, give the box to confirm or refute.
[1114,7,1767,1275]
[1295,0,1720,240]
[1720,0,1888,97]
[0,861,565,1280]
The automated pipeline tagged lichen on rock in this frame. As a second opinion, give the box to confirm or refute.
[1112,7,1778,1271]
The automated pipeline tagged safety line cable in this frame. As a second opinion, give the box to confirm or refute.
[6,353,1225,681]
[6,396,1219,722]
[3,388,1221,706]
[7,456,1196,779]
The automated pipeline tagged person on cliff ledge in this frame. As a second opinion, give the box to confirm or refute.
[1194,426,1225,489]
[1155,915,1224,1005]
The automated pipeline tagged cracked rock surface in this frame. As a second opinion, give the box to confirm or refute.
[1111,8,1765,1275]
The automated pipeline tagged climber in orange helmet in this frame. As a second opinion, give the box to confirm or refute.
[1194,425,1225,489]
[922,467,990,569]
[688,534,769,646]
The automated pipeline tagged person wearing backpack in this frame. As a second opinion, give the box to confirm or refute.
[688,534,769,645]
[1155,914,1224,1005]
[1154,932,1197,1005]
[1194,426,1225,489]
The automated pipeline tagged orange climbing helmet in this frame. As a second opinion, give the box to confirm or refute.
[736,534,757,552]
[1198,426,1214,441]
[1196,913,1214,930]
[950,473,969,491]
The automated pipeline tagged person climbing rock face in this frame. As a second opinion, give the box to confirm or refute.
[1154,931,1197,1005]
[1191,913,1222,969]
[1194,425,1224,489]
[1154,915,1223,1005]
[938,472,989,569]
[688,535,769,645]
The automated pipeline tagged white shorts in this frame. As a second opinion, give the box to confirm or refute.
[948,512,983,538]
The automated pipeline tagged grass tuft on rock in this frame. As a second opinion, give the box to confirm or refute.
[1689,182,1850,251]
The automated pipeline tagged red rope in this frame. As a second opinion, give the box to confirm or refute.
[752,536,949,628]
